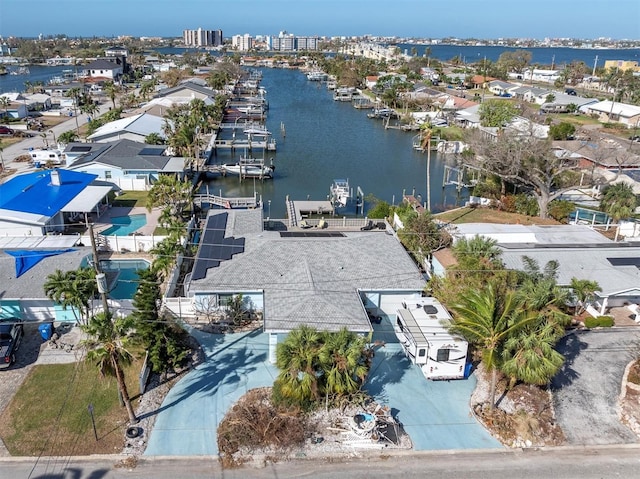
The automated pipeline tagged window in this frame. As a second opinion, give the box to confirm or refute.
[105,171,112,179]
[436,349,450,362]
[418,349,426,358]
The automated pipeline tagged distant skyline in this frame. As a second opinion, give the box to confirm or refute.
[0,0,639,41]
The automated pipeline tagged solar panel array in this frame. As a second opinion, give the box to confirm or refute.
[191,213,245,280]
[608,257,640,268]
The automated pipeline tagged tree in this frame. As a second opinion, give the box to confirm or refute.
[449,283,535,410]
[81,312,138,424]
[600,183,637,240]
[144,132,165,145]
[397,210,451,266]
[478,100,519,127]
[146,174,193,216]
[549,122,576,140]
[569,277,602,315]
[465,127,582,219]
[0,96,9,118]
[130,268,189,374]
[496,50,532,76]
[103,81,119,109]
[44,268,97,324]
[318,328,370,400]
[273,325,324,410]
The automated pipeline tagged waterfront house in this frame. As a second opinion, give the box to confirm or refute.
[154,81,218,103]
[0,169,113,236]
[86,112,166,143]
[65,139,184,191]
[83,58,123,82]
[179,209,426,362]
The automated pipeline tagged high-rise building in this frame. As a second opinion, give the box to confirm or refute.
[232,34,254,51]
[270,34,319,52]
[183,28,223,47]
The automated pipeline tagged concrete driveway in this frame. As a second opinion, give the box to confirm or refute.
[144,327,278,456]
[365,315,500,450]
[552,328,640,445]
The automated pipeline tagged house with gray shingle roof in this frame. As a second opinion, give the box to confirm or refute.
[154,81,218,102]
[86,113,166,143]
[183,209,426,361]
[83,58,123,81]
[65,139,184,191]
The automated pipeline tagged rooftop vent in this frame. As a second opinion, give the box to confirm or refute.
[50,169,61,186]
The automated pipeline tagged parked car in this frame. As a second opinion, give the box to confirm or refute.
[0,126,14,136]
[0,319,24,369]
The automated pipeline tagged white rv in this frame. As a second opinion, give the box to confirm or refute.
[29,148,65,165]
[394,297,468,380]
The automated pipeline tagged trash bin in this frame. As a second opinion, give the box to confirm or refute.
[38,323,53,341]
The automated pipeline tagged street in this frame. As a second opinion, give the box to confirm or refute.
[2,446,640,479]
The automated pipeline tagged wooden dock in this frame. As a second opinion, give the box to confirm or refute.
[193,193,260,209]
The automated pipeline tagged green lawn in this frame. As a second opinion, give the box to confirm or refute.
[0,358,143,456]
[111,190,149,208]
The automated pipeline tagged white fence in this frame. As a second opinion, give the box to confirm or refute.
[80,234,167,253]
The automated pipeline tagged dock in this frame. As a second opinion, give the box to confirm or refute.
[286,199,334,227]
[193,193,260,209]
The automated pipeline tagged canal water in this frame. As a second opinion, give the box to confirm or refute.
[204,67,465,218]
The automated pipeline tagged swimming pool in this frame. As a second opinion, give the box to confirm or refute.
[99,259,151,300]
[100,214,147,236]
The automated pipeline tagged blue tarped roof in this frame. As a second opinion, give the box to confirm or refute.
[0,169,98,216]
[5,249,76,277]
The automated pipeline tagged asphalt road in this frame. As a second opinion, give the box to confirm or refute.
[2,446,640,479]
[552,328,640,445]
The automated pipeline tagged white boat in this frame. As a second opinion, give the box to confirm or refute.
[367,108,394,119]
[394,297,468,380]
[222,158,275,179]
[330,179,351,208]
[306,71,328,81]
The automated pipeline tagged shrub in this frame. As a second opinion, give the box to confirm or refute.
[548,200,576,223]
[500,195,518,213]
[584,316,614,328]
[514,194,539,216]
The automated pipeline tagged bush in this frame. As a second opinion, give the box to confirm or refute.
[514,194,539,216]
[584,316,614,328]
[548,200,576,223]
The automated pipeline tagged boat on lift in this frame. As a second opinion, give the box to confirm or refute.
[222,157,275,179]
[330,179,351,208]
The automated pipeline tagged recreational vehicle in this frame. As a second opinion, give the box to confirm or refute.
[394,297,468,380]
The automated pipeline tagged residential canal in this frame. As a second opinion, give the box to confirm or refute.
[203,67,465,218]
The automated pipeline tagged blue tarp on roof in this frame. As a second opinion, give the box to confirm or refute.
[0,169,97,216]
[5,249,76,277]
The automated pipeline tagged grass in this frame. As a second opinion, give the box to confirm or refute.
[0,357,143,456]
[111,190,149,208]
[435,206,561,226]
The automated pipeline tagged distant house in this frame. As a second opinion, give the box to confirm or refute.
[487,80,517,96]
[87,113,166,143]
[154,81,218,103]
[0,169,113,236]
[83,58,123,81]
[582,100,640,128]
[65,139,184,190]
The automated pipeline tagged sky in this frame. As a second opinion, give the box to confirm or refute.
[0,0,639,40]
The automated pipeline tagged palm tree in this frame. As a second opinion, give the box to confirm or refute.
[273,325,323,409]
[318,328,370,399]
[58,130,79,145]
[44,268,97,324]
[103,81,119,109]
[569,277,602,315]
[146,174,193,216]
[65,87,82,134]
[600,183,637,241]
[0,96,9,118]
[501,321,565,386]
[449,283,536,410]
[144,132,165,145]
[81,312,138,424]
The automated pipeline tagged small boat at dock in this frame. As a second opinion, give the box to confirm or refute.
[330,179,351,208]
[222,157,275,179]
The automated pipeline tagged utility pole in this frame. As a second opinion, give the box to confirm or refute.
[88,224,110,316]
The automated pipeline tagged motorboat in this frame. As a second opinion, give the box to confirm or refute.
[306,71,328,81]
[330,179,351,208]
[367,108,394,119]
[222,158,275,179]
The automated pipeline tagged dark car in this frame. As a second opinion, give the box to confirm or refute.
[0,319,24,369]
[0,126,14,135]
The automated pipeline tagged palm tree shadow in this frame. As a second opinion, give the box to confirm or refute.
[551,331,589,390]
[364,346,411,403]
[138,328,266,420]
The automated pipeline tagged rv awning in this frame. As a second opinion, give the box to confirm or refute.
[61,184,113,213]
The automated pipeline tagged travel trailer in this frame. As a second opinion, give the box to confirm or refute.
[29,148,65,165]
[394,297,468,380]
